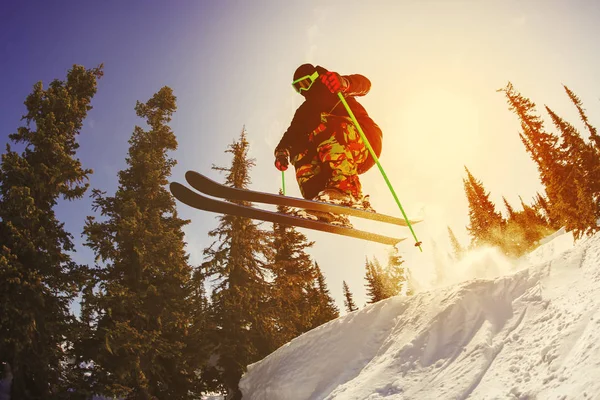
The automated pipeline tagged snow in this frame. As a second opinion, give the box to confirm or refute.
[239,229,600,399]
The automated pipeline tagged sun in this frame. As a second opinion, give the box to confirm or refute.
[392,87,481,169]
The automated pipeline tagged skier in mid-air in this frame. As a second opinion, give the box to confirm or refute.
[170,64,421,245]
[274,64,383,217]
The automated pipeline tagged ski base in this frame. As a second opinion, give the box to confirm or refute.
[170,182,406,246]
[184,171,422,227]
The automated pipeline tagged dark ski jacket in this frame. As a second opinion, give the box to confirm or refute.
[275,67,382,174]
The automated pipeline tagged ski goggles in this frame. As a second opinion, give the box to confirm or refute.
[292,71,320,93]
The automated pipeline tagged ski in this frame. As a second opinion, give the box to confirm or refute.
[184,171,422,227]
[170,182,406,246]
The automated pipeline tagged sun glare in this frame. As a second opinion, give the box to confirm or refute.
[395,87,481,169]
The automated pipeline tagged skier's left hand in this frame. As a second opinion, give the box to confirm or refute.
[321,71,349,94]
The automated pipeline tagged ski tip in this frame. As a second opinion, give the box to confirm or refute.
[169,181,189,198]
[184,170,196,181]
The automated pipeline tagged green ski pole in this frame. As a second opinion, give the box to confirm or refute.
[281,170,286,195]
[337,92,423,251]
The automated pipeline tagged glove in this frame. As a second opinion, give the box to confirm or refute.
[274,148,290,171]
[320,71,349,94]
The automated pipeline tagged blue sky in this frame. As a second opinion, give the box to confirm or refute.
[2,0,600,309]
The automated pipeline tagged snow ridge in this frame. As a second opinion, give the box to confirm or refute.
[240,231,600,399]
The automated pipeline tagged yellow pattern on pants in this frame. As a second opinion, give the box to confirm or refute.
[292,113,368,199]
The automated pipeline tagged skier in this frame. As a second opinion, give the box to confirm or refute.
[170,64,422,244]
[274,64,382,216]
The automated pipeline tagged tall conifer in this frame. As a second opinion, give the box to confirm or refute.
[0,65,102,397]
[563,85,600,149]
[308,262,339,328]
[364,258,384,304]
[498,83,565,227]
[519,197,555,246]
[499,83,560,180]
[81,87,201,398]
[533,192,560,229]
[385,247,408,297]
[463,167,504,248]
[269,198,317,347]
[342,281,358,313]
[545,107,599,237]
[201,128,271,399]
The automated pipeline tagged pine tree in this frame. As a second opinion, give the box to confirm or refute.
[385,247,408,297]
[502,197,525,257]
[503,197,516,220]
[545,106,599,237]
[0,64,103,398]
[447,227,465,261]
[501,197,525,257]
[498,82,561,182]
[269,196,317,347]
[342,281,358,313]
[201,128,272,399]
[308,262,339,327]
[563,85,600,150]
[364,258,384,303]
[81,87,202,398]
[500,195,555,257]
[498,83,565,227]
[519,196,555,246]
[463,167,505,249]
[186,268,211,394]
[364,251,407,302]
[533,192,560,229]
[564,86,600,213]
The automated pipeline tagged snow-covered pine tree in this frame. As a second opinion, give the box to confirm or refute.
[0,64,103,397]
[201,128,272,399]
[81,87,203,398]
[342,280,358,312]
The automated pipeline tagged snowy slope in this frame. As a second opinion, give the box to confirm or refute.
[239,230,600,399]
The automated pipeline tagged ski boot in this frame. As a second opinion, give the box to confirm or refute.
[353,194,376,213]
[298,188,354,227]
[316,188,377,213]
[296,208,352,227]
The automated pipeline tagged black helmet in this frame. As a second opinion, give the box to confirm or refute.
[293,63,317,81]
[292,64,328,95]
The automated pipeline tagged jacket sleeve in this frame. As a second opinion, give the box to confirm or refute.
[343,74,371,97]
[275,102,313,155]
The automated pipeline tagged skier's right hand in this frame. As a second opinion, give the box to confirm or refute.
[274,148,290,171]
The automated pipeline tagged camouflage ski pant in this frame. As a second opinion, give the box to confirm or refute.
[291,113,369,200]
